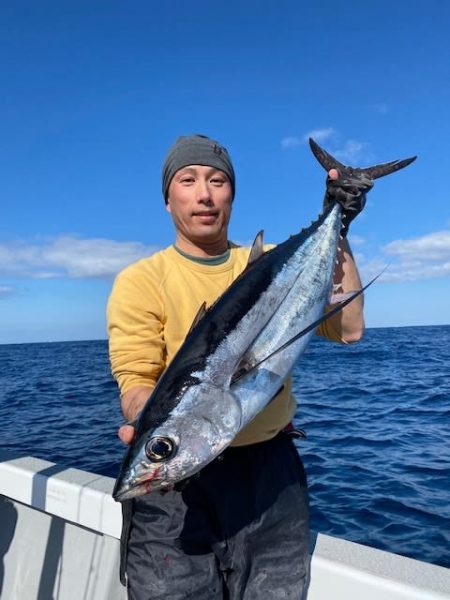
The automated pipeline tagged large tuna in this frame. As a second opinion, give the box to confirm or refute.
[113,140,415,501]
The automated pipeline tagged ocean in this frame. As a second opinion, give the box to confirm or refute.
[1,325,449,569]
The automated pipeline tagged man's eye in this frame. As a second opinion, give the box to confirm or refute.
[180,177,195,184]
[211,178,225,185]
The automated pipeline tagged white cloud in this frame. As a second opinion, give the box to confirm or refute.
[0,285,15,298]
[383,231,450,263]
[0,236,159,279]
[281,128,374,166]
[281,127,335,149]
[380,231,450,282]
[302,127,336,143]
[348,234,365,246]
[281,136,302,149]
[334,139,372,165]
[358,231,450,283]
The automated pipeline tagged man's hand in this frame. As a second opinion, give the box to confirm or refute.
[118,385,154,445]
[324,168,373,237]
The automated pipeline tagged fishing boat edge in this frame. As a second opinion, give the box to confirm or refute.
[0,450,448,600]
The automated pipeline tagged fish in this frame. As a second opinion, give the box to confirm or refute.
[113,140,416,501]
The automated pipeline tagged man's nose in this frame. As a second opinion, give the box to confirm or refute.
[196,180,213,203]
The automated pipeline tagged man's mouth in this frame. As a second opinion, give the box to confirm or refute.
[193,212,218,222]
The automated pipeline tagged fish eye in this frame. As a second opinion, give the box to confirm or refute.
[145,437,176,462]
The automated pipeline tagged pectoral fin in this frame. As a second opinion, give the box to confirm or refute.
[232,272,382,382]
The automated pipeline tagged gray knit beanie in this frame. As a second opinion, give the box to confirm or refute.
[162,134,235,202]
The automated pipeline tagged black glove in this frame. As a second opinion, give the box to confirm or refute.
[323,171,373,237]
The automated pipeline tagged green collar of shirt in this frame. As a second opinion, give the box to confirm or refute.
[173,245,231,266]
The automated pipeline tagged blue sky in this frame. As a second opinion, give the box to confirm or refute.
[1,1,449,344]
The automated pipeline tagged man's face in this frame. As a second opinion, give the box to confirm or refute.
[166,165,233,250]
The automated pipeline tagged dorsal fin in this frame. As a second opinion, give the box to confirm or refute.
[247,230,265,266]
[309,138,416,180]
[186,301,208,336]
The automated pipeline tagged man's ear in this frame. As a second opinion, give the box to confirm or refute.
[166,199,172,214]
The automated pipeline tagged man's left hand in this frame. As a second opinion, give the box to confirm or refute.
[324,168,373,237]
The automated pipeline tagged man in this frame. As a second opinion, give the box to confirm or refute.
[107,134,368,599]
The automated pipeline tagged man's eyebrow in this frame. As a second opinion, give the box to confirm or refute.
[206,167,228,178]
[176,166,227,178]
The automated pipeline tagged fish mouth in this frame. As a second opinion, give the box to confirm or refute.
[114,485,150,502]
[113,466,164,502]
[113,486,140,502]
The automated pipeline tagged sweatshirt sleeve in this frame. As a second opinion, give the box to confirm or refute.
[106,263,166,394]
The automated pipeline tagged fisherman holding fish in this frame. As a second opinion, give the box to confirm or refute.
[107,134,377,599]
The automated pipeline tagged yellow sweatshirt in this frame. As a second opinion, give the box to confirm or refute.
[107,244,341,446]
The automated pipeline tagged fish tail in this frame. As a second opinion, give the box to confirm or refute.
[309,138,416,180]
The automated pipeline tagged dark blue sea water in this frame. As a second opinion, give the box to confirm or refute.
[1,326,449,569]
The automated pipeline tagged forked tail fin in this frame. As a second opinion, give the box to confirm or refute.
[309,138,416,180]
